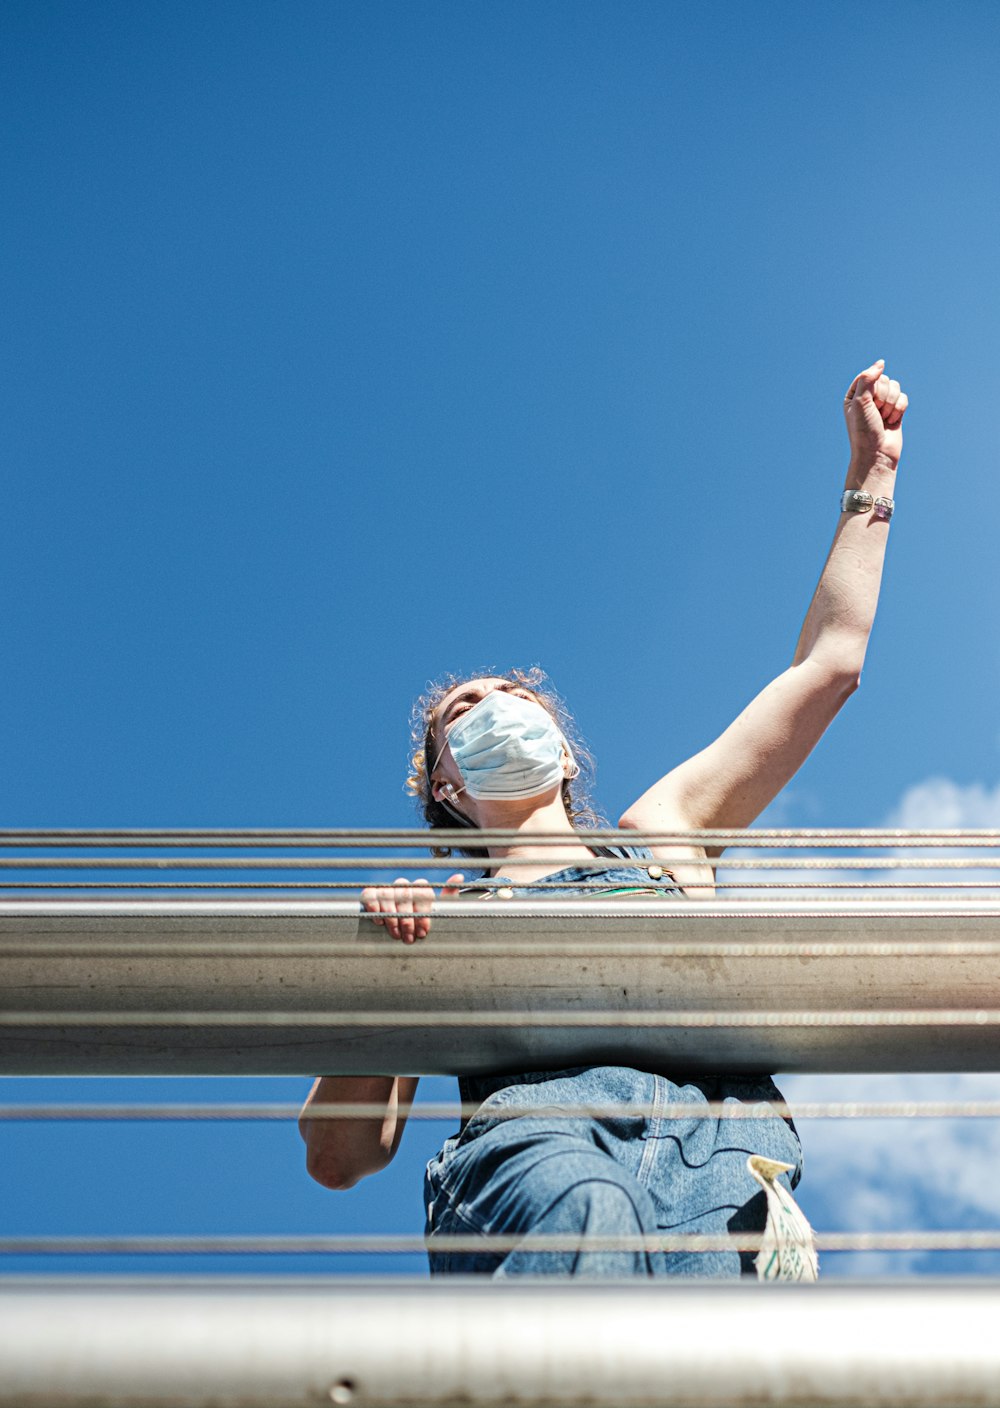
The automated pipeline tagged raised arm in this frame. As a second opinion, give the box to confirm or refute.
[621,361,907,852]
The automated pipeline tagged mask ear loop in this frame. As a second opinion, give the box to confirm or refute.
[429,728,477,829]
[437,791,477,828]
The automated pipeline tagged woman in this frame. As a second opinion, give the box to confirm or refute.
[300,359,907,1278]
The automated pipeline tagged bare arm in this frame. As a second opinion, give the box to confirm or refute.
[621,361,907,861]
[298,873,465,1188]
[299,1074,420,1190]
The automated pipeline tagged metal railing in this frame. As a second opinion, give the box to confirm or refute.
[4,829,1000,1405]
[4,1279,1000,1406]
[5,827,1000,1074]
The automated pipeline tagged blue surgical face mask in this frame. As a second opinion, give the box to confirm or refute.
[444,691,577,801]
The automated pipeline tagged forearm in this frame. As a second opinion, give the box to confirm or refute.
[622,362,906,842]
[299,1074,418,1190]
[793,452,896,676]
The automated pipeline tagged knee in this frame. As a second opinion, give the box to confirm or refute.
[550,1173,655,1236]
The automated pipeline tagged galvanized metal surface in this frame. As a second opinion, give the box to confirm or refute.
[4,899,1000,1074]
[3,1278,1000,1407]
[11,1097,1000,1120]
[5,1229,1000,1257]
[3,824,1000,844]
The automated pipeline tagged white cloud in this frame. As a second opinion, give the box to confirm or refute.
[775,774,1000,1277]
[719,773,1000,897]
[885,776,1000,829]
[880,776,1000,892]
[780,1071,1000,1278]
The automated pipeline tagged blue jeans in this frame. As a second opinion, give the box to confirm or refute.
[425,1065,802,1278]
[424,855,802,1279]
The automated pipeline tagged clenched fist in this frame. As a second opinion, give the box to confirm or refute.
[844,359,908,469]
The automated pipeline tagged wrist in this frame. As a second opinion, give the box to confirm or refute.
[845,451,897,491]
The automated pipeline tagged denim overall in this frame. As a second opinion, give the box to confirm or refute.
[424,847,802,1278]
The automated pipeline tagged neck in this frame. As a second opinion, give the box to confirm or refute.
[468,792,597,879]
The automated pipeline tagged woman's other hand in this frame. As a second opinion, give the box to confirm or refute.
[843,359,909,469]
[360,873,465,944]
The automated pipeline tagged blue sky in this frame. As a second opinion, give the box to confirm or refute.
[2,0,1000,1279]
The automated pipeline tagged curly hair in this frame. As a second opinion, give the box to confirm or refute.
[406,666,606,859]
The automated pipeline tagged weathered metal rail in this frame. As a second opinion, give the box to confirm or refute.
[3,1278,1000,1407]
[4,897,1000,1074]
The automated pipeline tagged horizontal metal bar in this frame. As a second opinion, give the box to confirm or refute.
[10,879,1000,891]
[0,1234,776,1255]
[7,1099,1000,1121]
[5,900,1000,1074]
[6,854,1000,868]
[2,1232,999,1255]
[4,897,1000,915]
[5,1280,1000,1408]
[5,1008,1000,1028]
[12,939,1000,959]
[4,826,1000,845]
[3,1231,998,1255]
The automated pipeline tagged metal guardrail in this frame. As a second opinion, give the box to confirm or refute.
[6,1230,1000,1257]
[4,894,1000,1073]
[5,829,1000,1408]
[2,896,1000,1075]
[4,1279,1000,1407]
[3,824,1000,1070]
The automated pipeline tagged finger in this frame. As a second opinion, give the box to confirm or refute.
[377,884,402,941]
[360,886,385,927]
[392,877,418,945]
[886,390,909,428]
[844,359,885,405]
[412,878,433,941]
[440,872,466,897]
[875,378,901,421]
